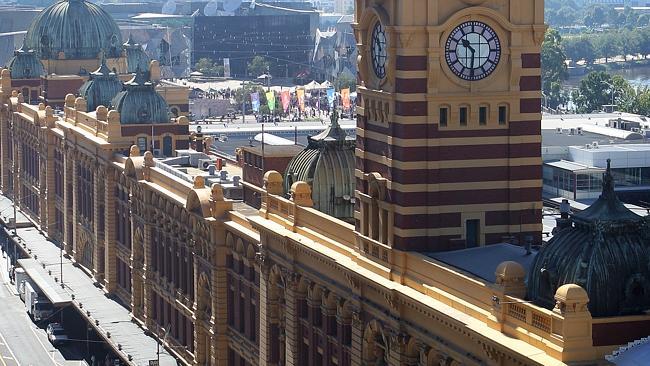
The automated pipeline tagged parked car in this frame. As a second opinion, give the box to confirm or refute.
[46,323,68,345]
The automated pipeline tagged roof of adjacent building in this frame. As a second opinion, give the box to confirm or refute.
[24,0,123,60]
[545,160,605,173]
[427,243,538,283]
[528,160,650,317]
[240,144,304,157]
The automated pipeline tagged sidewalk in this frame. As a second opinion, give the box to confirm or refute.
[0,201,176,366]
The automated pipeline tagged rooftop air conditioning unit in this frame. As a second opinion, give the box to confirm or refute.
[198,159,213,170]
[577,127,583,135]
[585,143,591,149]
[569,128,576,135]
[153,149,162,158]
[592,141,599,149]
[632,127,640,133]
[556,127,563,134]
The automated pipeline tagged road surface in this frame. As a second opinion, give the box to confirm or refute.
[0,253,83,366]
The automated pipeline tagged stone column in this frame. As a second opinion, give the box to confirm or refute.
[142,190,155,329]
[283,272,302,366]
[213,226,229,366]
[258,253,277,366]
[350,305,363,366]
[44,140,56,236]
[0,110,9,192]
[14,137,22,208]
[92,164,103,282]
[63,146,73,254]
[103,168,117,293]
[71,155,80,262]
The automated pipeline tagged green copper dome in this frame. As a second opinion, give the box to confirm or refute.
[79,58,123,112]
[24,0,123,60]
[123,35,151,74]
[528,160,650,317]
[283,113,356,220]
[6,44,44,79]
[111,70,170,124]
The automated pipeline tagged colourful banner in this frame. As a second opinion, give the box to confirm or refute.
[281,90,291,113]
[251,92,260,112]
[266,91,275,111]
[297,89,305,112]
[326,88,335,107]
[341,88,350,109]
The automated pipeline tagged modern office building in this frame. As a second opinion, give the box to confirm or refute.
[1,1,649,366]
[192,2,319,78]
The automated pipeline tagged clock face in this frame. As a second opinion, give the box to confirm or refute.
[371,21,387,79]
[445,21,501,81]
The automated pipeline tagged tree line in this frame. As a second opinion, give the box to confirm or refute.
[546,1,650,29]
[542,28,650,115]
[563,28,650,64]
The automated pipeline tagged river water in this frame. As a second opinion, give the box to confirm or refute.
[566,64,650,89]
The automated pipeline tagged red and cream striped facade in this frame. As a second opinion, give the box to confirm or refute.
[354,0,545,252]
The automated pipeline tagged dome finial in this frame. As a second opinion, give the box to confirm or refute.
[130,64,149,86]
[125,33,137,47]
[602,158,614,198]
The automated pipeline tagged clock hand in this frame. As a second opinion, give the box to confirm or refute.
[461,39,475,53]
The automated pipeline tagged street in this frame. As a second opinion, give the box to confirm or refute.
[0,252,84,366]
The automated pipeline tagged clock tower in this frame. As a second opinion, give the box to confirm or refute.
[353,0,545,253]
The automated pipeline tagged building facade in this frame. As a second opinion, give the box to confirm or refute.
[1,1,649,366]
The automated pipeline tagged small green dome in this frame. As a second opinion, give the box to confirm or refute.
[25,0,122,60]
[111,70,169,124]
[284,114,356,220]
[123,35,151,74]
[79,58,123,112]
[6,44,44,79]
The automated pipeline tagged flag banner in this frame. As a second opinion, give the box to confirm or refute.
[326,88,335,107]
[297,89,305,111]
[251,92,260,112]
[281,90,290,112]
[266,91,275,111]
[341,88,350,109]
[223,58,231,78]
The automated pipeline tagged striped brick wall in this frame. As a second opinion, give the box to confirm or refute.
[356,53,542,252]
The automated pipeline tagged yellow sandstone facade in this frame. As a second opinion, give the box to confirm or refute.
[0,0,648,366]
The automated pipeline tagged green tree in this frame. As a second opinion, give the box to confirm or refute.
[553,7,577,27]
[542,29,567,91]
[571,72,633,113]
[595,33,621,63]
[630,88,650,115]
[545,81,569,110]
[194,58,224,76]
[620,30,641,60]
[639,28,650,58]
[234,83,266,111]
[247,56,270,77]
[334,73,356,91]
[563,36,596,64]
[584,5,607,27]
